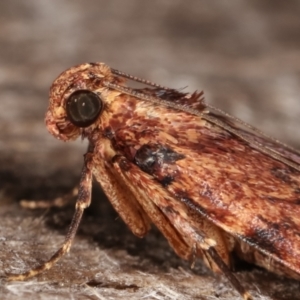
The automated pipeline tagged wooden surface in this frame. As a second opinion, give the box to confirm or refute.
[1,1,300,299]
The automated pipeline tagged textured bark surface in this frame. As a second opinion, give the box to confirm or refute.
[1,1,300,299]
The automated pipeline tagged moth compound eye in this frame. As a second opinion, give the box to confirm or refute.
[66,90,103,127]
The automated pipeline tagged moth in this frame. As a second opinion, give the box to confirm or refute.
[8,62,300,299]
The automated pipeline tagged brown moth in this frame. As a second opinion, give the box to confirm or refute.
[8,62,300,299]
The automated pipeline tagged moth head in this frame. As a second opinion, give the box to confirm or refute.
[45,62,124,141]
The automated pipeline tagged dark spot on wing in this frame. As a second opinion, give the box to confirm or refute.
[271,167,293,184]
[159,175,174,187]
[134,143,185,175]
[173,189,208,217]
[119,158,131,171]
[112,155,132,172]
[103,126,115,139]
[294,199,300,205]
[245,228,283,258]
[242,214,287,258]
[295,188,300,194]
[266,195,300,205]
[163,205,179,215]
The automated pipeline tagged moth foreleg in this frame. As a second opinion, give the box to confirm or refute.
[7,153,93,281]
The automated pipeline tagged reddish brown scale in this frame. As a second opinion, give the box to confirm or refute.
[9,62,300,300]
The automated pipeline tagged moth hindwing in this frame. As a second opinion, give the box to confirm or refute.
[9,62,300,300]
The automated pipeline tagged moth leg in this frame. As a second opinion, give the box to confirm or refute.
[112,156,191,260]
[205,246,253,300]
[7,154,92,281]
[20,187,78,209]
[92,155,151,238]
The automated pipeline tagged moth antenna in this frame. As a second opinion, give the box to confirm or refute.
[111,68,172,90]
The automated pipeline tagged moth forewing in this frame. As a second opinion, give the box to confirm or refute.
[104,78,300,172]
[8,62,300,300]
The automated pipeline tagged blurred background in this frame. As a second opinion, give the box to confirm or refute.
[0,1,300,299]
